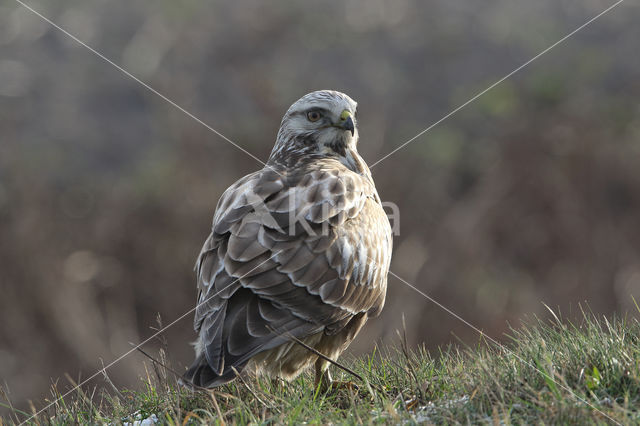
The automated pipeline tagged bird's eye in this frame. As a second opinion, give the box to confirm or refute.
[306,111,322,122]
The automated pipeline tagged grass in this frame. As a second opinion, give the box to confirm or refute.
[3,309,640,425]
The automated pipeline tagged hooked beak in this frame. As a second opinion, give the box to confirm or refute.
[342,116,355,136]
[334,111,355,136]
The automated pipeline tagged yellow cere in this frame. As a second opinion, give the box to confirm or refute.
[340,110,351,121]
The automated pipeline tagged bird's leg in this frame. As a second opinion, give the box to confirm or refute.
[314,358,358,393]
[314,358,332,393]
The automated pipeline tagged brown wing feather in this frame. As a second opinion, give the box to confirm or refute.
[187,160,392,387]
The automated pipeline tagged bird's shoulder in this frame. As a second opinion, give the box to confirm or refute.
[212,159,381,236]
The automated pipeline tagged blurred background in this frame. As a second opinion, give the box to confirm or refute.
[1,0,639,415]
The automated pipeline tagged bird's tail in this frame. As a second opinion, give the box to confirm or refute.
[180,354,239,389]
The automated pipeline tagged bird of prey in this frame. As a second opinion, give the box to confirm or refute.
[182,90,392,391]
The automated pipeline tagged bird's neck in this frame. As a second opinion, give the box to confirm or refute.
[336,147,371,177]
[268,147,371,181]
[268,132,370,178]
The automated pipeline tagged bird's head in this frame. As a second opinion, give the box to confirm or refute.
[269,90,359,164]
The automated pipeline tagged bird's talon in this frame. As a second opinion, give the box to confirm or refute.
[405,397,419,410]
[328,380,359,393]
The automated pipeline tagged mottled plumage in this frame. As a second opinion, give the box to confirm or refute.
[183,90,392,389]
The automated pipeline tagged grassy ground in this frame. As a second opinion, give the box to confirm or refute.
[3,310,640,425]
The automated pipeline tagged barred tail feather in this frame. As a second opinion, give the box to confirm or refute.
[181,354,241,388]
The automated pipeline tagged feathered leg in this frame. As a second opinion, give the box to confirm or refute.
[314,358,332,392]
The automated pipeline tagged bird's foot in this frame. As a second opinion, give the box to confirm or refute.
[325,380,359,393]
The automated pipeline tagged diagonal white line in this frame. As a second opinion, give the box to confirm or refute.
[388,270,622,425]
[12,0,271,170]
[12,0,628,423]
[19,250,283,425]
[369,0,626,169]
